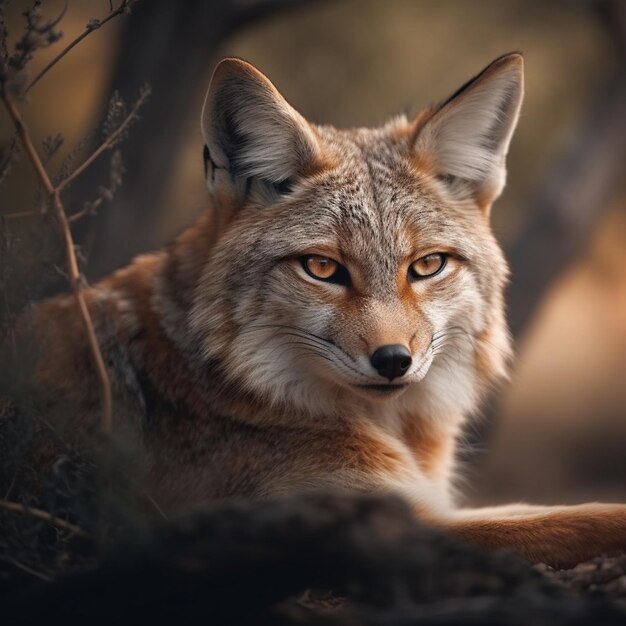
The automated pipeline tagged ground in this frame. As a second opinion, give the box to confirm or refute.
[2,492,625,625]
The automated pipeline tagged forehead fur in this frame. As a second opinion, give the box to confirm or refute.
[221,116,502,282]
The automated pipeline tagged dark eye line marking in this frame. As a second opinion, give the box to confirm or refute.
[272,178,294,195]
[408,252,448,281]
[300,254,351,287]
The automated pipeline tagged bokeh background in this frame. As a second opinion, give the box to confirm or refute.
[1,0,625,506]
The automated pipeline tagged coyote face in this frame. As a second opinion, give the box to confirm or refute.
[191,56,518,420]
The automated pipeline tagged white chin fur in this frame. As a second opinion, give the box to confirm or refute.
[225,328,477,424]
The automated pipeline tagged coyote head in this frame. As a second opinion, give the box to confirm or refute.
[190,54,523,421]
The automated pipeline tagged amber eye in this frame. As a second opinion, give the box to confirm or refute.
[408,253,447,281]
[300,255,350,286]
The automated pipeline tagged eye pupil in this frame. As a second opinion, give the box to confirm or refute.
[306,256,335,278]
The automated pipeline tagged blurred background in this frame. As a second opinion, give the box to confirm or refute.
[1,0,625,507]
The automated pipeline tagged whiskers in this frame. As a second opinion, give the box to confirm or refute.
[429,326,476,375]
[431,326,475,357]
[241,323,336,360]
[238,323,355,370]
[236,323,376,384]
[266,335,334,365]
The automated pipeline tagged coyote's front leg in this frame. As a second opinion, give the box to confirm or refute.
[436,503,626,568]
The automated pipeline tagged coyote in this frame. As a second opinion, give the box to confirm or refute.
[4,53,625,567]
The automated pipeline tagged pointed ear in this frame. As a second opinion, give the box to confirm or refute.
[201,58,321,186]
[413,53,524,209]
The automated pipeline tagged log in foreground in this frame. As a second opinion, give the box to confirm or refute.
[3,492,625,625]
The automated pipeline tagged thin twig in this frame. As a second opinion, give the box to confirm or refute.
[68,197,103,223]
[1,209,40,220]
[0,498,87,538]
[57,88,150,193]
[143,489,168,520]
[24,0,133,94]
[0,556,54,583]
[1,94,113,432]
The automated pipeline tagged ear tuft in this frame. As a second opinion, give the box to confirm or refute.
[201,58,320,185]
[414,53,524,207]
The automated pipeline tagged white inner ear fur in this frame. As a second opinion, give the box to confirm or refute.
[201,59,320,185]
[414,56,523,202]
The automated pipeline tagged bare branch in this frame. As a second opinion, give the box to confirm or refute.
[42,132,64,165]
[57,87,150,193]
[0,1,64,98]
[68,197,102,224]
[0,498,88,538]
[0,556,54,583]
[68,149,125,223]
[68,197,102,223]
[1,93,113,432]
[1,209,40,220]
[25,0,136,94]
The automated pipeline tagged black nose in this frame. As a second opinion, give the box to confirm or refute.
[370,344,412,381]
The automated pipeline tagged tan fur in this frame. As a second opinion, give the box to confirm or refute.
[3,53,625,568]
[401,416,456,485]
[446,504,626,568]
